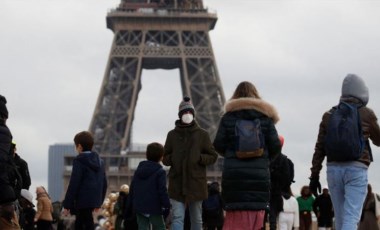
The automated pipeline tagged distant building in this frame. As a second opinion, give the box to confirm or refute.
[48,143,75,202]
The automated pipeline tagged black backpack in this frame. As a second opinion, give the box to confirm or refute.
[324,101,365,161]
[271,154,295,192]
[235,119,265,159]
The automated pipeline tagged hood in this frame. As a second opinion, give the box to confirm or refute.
[134,160,163,179]
[76,151,102,172]
[341,73,369,106]
[224,98,279,124]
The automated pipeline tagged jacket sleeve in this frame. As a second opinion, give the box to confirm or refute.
[310,112,329,178]
[21,160,31,189]
[312,197,319,215]
[124,181,135,220]
[265,119,281,160]
[63,159,83,209]
[368,108,380,147]
[102,169,108,204]
[213,117,227,156]
[199,131,218,166]
[158,169,170,209]
[163,132,173,166]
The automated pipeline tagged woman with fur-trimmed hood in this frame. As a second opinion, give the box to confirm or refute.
[213,81,281,230]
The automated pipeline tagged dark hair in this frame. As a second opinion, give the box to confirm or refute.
[146,142,164,162]
[231,81,261,99]
[74,131,94,151]
[300,185,311,197]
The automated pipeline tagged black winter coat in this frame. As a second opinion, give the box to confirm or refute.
[213,98,281,211]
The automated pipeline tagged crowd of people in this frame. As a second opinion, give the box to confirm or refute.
[1,73,380,230]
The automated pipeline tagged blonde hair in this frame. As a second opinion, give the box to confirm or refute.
[36,186,51,199]
[231,81,261,99]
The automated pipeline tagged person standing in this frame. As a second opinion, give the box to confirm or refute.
[213,81,281,230]
[309,74,380,230]
[163,96,218,230]
[10,142,31,190]
[278,186,299,230]
[312,186,333,230]
[202,181,224,230]
[296,186,314,230]
[0,94,21,230]
[18,189,36,230]
[129,142,170,230]
[114,184,130,230]
[63,131,108,230]
[34,186,53,230]
[358,184,380,230]
[268,135,294,230]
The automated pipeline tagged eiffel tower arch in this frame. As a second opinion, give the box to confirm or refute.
[88,0,225,190]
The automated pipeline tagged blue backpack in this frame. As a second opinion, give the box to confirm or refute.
[324,101,365,161]
[235,119,265,159]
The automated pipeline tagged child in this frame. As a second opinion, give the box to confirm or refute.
[129,142,170,230]
[63,131,108,229]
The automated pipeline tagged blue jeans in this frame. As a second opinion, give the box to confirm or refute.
[170,199,202,230]
[326,164,368,230]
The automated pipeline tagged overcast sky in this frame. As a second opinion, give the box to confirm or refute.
[1,0,380,196]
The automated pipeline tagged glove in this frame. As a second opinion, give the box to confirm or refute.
[309,176,321,196]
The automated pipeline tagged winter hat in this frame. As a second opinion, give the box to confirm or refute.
[178,96,195,117]
[278,135,284,147]
[341,73,369,106]
[21,189,34,206]
[0,94,8,119]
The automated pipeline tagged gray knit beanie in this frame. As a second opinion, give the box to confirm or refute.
[341,74,369,106]
[178,96,195,117]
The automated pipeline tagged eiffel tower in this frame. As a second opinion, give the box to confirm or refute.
[88,0,225,191]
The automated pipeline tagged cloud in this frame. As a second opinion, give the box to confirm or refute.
[1,0,380,194]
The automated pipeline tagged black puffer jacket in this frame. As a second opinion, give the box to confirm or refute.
[213,98,281,211]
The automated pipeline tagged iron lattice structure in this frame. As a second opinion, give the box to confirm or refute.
[88,0,225,190]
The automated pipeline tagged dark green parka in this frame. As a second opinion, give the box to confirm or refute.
[213,98,281,211]
[163,121,218,203]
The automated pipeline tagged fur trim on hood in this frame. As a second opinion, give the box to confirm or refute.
[224,98,280,124]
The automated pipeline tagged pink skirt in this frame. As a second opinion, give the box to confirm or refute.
[223,210,265,230]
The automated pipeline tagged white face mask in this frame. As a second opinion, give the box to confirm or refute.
[181,113,194,124]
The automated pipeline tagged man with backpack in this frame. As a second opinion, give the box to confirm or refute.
[268,135,294,230]
[309,74,380,230]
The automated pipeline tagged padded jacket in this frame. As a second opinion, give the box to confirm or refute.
[213,97,281,210]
